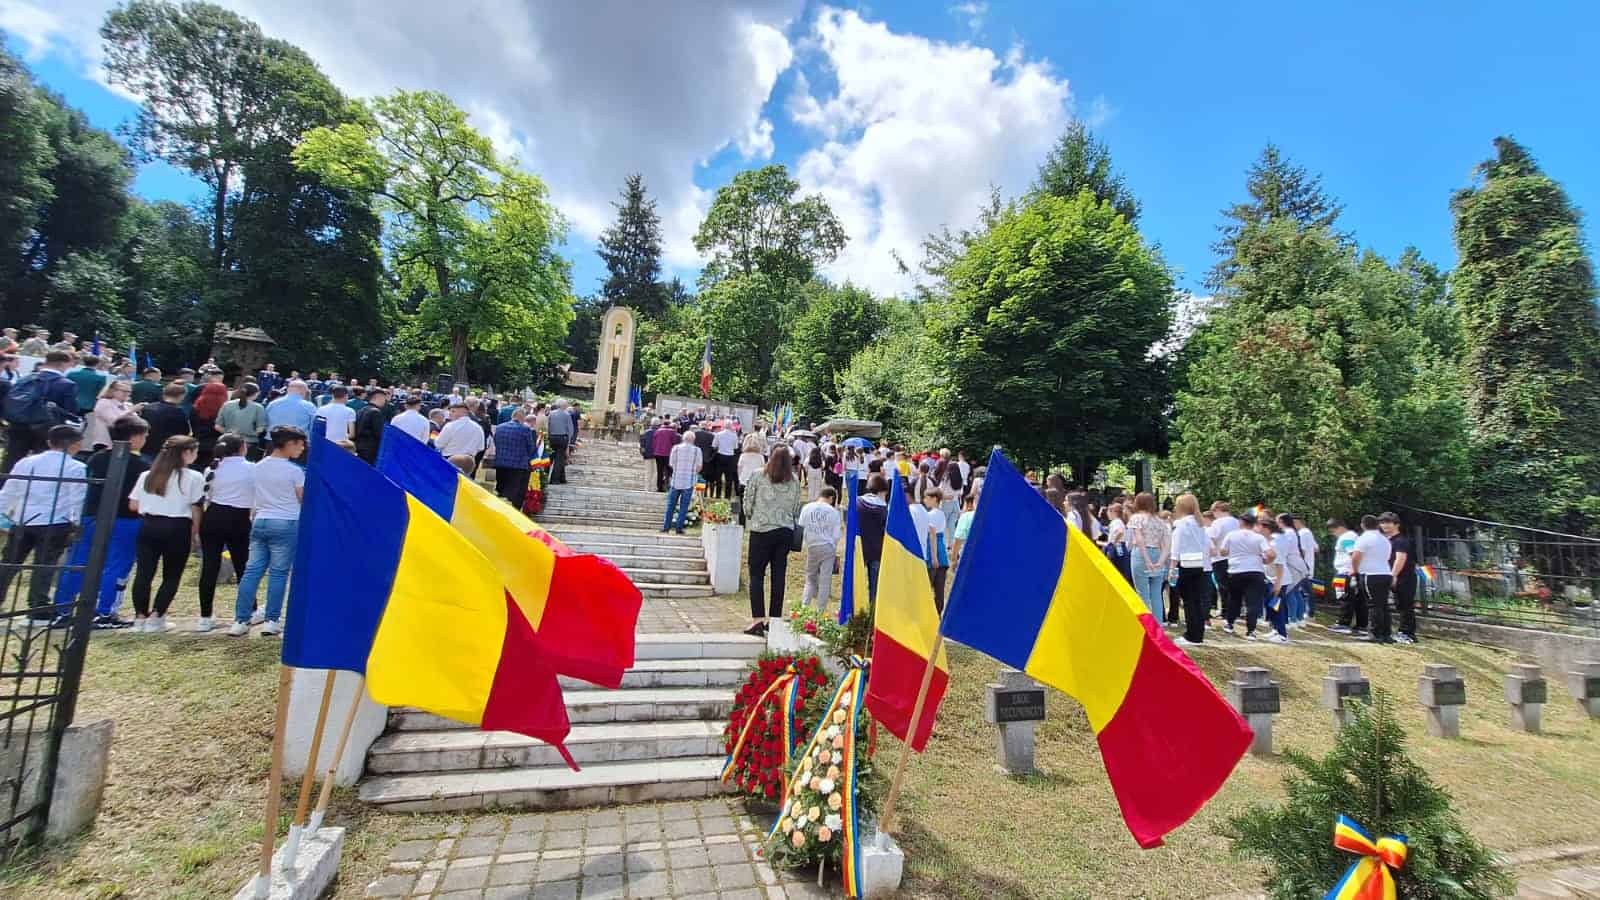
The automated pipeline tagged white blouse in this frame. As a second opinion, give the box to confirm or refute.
[130,468,205,518]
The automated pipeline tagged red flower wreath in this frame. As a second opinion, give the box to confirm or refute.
[722,653,830,802]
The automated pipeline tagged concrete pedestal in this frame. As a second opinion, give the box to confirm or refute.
[0,718,115,843]
[860,824,905,898]
[1226,667,1280,756]
[1320,663,1370,730]
[1418,663,1467,739]
[1568,660,1600,720]
[765,618,844,679]
[983,669,1044,775]
[231,827,343,900]
[1504,663,1547,734]
[702,523,743,595]
[285,669,386,784]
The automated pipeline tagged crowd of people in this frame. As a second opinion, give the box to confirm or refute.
[0,328,600,635]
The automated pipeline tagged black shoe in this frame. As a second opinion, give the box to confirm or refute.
[743,621,768,637]
[94,615,134,630]
[675,529,686,535]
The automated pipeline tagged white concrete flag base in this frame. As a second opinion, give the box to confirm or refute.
[859,825,906,898]
[233,827,344,900]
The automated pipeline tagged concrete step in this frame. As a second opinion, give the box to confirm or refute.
[636,583,717,600]
[582,552,704,572]
[366,720,727,774]
[538,513,693,531]
[390,687,735,732]
[358,756,730,812]
[552,530,704,550]
[615,566,709,586]
[541,501,667,519]
[546,484,681,503]
[556,657,745,691]
[632,632,764,661]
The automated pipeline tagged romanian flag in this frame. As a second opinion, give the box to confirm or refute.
[700,336,713,398]
[837,476,870,625]
[1417,564,1436,588]
[864,473,947,752]
[284,432,574,766]
[942,451,1251,848]
[377,426,642,688]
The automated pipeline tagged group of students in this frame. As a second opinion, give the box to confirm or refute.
[0,415,307,635]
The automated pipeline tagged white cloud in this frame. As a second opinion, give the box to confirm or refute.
[948,1,988,33]
[790,7,1072,294]
[1,0,803,272]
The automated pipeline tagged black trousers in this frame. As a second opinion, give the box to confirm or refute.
[495,466,530,507]
[1363,574,1394,640]
[0,523,73,618]
[716,455,737,498]
[1212,561,1230,618]
[1393,574,1417,639]
[930,565,949,612]
[198,504,251,618]
[2,423,50,474]
[1337,578,1369,630]
[548,435,570,484]
[653,456,670,492]
[748,527,793,619]
[1179,567,1209,642]
[132,515,192,617]
[1230,571,1267,634]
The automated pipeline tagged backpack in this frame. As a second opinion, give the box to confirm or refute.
[4,371,64,425]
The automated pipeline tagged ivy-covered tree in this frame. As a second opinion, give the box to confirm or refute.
[693,164,846,286]
[926,190,1174,474]
[295,90,573,381]
[1032,121,1140,223]
[773,281,887,417]
[597,173,668,318]
[1451,137,1600,531]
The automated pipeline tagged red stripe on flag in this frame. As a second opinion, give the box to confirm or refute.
[865,629,948,753]
[483,592,578,771]
[1095,615,1252,848]
[538,551,642,689]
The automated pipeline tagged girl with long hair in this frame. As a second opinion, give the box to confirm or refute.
[195,434,253,633]
[1126,492,1170,623]
[127,435,204,632]
[741,445,802,635]
[1169,493,1210,645]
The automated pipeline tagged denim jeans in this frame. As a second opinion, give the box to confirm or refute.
[1298,577,1315,618]
[55,515,142,617]
[1130,550,1165,621]
[235,518,298,624]
[662,487,693,532]
[1284,580,1306,622]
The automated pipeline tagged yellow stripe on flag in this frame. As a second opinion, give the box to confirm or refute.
[449,474,557,628]
[366,496,509,727]
[875,537,948,671]
[1024,525,1146,731]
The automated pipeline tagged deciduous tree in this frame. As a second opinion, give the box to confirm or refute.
[693,164,846,286]
[773,281,886,417]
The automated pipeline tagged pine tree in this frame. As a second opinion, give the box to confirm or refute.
[1451,137,1600,532]
[1228,691,1511,900]
[597,173,668,318]
[1032,122,1141,224]
[1209,143,1345,289]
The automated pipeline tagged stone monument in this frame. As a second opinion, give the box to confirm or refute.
[592,306,636,415]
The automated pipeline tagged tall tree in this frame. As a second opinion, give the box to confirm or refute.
[1208,143,1344,289]
[597,173,667,317]
[0,47,55,303]
[773,281,887,416]
[926,191,1175,474]
[693,164,846,285]
[294,90,573,381]
[1032,121,1141,223]
[1451,137,1600,531]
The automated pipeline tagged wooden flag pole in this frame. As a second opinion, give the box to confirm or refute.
[308,676,366,834]
[254,664,295,898]
[877,630,947,835]
[283,669,338,868]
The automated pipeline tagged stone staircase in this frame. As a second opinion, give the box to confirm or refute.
[357,433,753,814]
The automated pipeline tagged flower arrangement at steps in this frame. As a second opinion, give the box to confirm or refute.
[720,653,831,803]
[785,605,874,669]
[764,659,883,896]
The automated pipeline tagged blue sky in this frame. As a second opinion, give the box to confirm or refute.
[7,0,1598,299]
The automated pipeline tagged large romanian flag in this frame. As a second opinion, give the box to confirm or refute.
[942,451,1251,848]
[864,473,947,752]
[377,426,642,688]
[284,433,574,767]
[836,475,870,625]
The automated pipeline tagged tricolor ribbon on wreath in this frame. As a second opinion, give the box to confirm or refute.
[1325,814,1408,900]
[721,664,805,795]
[770,657,871,898]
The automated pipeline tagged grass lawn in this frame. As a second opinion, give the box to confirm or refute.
[0,557,1596,898]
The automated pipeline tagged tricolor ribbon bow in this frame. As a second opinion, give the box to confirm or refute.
[1325,814,1408,900]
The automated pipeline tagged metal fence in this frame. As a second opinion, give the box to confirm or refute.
[1400,504,1600,636]
[0,443,126,861]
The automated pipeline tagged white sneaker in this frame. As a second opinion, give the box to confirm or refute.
[1245,633,1257,641]
[260,620,281,636]
[194,617,215,633]
[1174,637,1197,647]
[151,615,169,633]
[249,611,266,626]
[227,622,251,637]
[1268,633,1290,644]
[134,617,151,633]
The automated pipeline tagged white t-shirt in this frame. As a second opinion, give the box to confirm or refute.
[130,468,205,518]
[252,456,305,521]
[797,500,842,548]
[712,429,739,456]
[1222,528,1270,574]
[315,402,356,440]
[1207,514,1239,562]
[1274,531,1308,581]
[1066,510,1102,541]
[908,503,931,560]
[435,417,486,458]
[1353,529,1393,576]
[1107,517,1127,545]
[391,408,431,444]
[1297,526,1318,574]
[206,456,255,509]
[1333,531,1358,574]
[926,507,947,541]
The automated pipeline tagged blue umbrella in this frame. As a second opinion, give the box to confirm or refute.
[842,436,874,449]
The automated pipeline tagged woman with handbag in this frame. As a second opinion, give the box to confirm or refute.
[742,445,802,636]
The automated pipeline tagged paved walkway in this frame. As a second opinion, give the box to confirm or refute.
[365,799,828,899]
